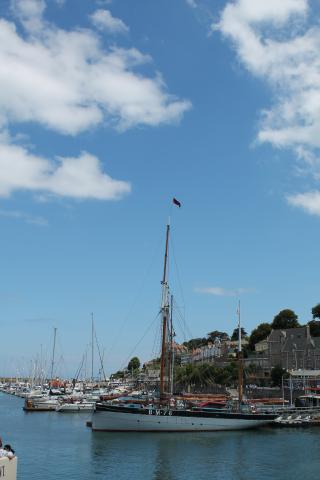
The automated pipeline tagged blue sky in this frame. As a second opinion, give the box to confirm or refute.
[1,0,320,377]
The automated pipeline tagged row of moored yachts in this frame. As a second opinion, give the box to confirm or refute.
[0,381,136,413]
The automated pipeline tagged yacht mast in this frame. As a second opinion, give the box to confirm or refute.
[237,301,243,406]
[160,223,170,403]
[50,327,57,381]
[170,294,175,396]
[91,312,94,383]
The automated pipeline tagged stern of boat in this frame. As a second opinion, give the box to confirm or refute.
[0,456,17,480]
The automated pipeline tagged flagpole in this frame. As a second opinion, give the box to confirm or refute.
[237,300,243,408]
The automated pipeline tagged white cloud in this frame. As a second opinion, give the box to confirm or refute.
[0,0,191,203]
[195,286,252,297]
[0,209,48,226]
[0,134,131,200]
[90,9,129,34]
[11,0,46,33]
[287,191,320,215]
[0,3,190,135]
[216,0,320,215]
[186,0,197,8]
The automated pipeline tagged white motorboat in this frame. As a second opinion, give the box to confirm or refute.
[56,402,95,412]
[23,397,59,411]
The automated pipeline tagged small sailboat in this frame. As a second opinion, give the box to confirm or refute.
[92,221,277,432]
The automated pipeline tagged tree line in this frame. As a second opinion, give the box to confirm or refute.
[182,303,320,353]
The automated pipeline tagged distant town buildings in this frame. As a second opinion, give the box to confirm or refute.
[180,338,226,365]
[255,325,320,371]
[178,325,320,374]
[117,323,320,386]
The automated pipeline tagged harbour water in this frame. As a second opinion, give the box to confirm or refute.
[1,392,320,480]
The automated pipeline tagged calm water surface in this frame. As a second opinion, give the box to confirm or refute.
[1,392,320,479]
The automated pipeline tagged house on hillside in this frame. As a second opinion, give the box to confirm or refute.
[180,337,229,365]
[266,326,320,370]
[255,338,268,353]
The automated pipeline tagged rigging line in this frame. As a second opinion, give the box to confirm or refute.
[174,310,187,344]
[74,359,81,381]
[74,352,86,381]
[53,354,63,378]
[120,311,161,371]
[150,319,162,360]
[173,297,192,338]
[94,328,107,382]
[170,235,186,308]
[172,297,193,338]
[173,306,193,344]
[105,231,164,358]
[170,235,189,343]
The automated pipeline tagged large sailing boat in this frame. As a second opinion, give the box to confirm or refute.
[92,222,277,431]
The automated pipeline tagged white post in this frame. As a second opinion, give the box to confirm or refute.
[290,374,293,406]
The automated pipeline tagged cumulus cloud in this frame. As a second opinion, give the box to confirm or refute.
[90,9,129,34]
[287,191,320,215]
[0,134,131,200]
[0,3,190,135]
[0,0,191,202]
[216,0,320,215]
[195,286,252,297]
[11,0,46,33]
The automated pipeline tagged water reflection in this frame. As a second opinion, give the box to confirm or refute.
[153,437,174,480]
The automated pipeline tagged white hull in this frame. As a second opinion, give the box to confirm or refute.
[92,407,275,432]
[56,403,95,412]
[24,400,58,411]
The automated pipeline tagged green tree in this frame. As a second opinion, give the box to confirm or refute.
[207,331,229,342]
[231,327,247,341]
[182,338,207,351]
[312,304,320,320]
[175,365,201,389]
[175,363,238,389]
[128,357,140,371]
[112,370,125,379]
[249,323,272,350]
[271,365,288,387]
[214,363,238,386]
[271,309,299,330]
[308,320,320,337]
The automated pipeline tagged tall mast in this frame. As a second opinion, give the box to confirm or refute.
[160,223,170,403]
[170,294,175,396]
[50,327,57,381]
[91,312,94,383]
[237,301,243,406]
[167,296,172,394]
